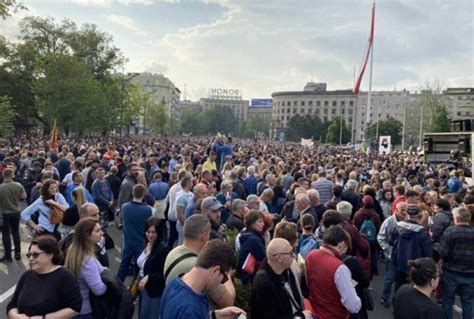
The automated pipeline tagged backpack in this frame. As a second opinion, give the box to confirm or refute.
[299,235,322,259]
[360,219,377,243]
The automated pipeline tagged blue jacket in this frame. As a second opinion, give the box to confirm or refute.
[215,141,233,170]
[238,229,266,284]
[390,220,432,273]
[431,210,453,244]
[447,176,462,193]
[244,175,258,195]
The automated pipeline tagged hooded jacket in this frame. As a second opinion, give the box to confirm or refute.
[390,220,433,273]
[237,229,266,283]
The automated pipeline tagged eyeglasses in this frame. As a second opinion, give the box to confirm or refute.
[273,251,295,258]
[26,252,46,259]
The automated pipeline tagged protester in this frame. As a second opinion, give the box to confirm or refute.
[65,218,107,319]
[393,258,445,319]
[160,239,244,319]
[0,168,26,262]
[7,235,82,318]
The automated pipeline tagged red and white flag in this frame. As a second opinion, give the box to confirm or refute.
[353,2,376,94]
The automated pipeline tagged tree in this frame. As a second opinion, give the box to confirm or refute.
[431,103,451,132]
[326,116,351,144]
[370,117,403,146]
[0,96,16,137]
[286,114,327,141]
[147,100,169,136]
[242,115,270,138]
[0,0,26,19]
[180,109,205,135]
[203,106,238,135]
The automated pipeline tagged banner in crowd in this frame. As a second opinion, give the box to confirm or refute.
[379,135,391,154]
[301,138,314,149]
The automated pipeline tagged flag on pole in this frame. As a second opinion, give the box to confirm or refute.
[49,119,58,151]
[353,2,376,94]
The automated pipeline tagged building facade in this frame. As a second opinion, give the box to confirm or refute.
[442,88,474,120]
[271,82,357,141]
[129,72,181,133]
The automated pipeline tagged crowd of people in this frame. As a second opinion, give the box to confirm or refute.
[0,133,473,319]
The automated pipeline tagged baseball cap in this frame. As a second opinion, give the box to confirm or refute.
[406,204,420,215]
[201,196,223,211]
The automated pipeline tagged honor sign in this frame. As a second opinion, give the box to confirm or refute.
[208,88,242,100]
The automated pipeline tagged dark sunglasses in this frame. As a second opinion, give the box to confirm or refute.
[26,252,46,259]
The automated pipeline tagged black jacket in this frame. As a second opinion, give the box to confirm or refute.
[251,261,303,319]
[89,269,134,319]
[143,242,169,298]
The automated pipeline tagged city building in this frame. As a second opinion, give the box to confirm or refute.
[248,99,272,121]
[442,88,474,120]
[128,72,181,133]
[200,88,249,125]
[271,82,357,141]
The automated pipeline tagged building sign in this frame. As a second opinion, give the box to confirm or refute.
[251,99,273,106]
[208,88,242,100]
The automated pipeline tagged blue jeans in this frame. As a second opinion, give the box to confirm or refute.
[442,268,474,319]
[382,259,395,301]
[177,220,184,245]
[117,244,143,282]
[140,289,161,319]
[167,220,178,248]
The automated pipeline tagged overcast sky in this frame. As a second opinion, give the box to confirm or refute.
[1,0,472,100]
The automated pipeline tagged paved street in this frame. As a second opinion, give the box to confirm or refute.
[0,224,462,318]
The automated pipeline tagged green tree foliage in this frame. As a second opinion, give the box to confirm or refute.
[0,96,16,137]
[147,100,169,136]
[0,0,26,19]
[370,116,403,146]
[431,103,451,132]
[180,109,206,135]
[0,16,130,135]
[326,116,351,144]
[203,106,239,136]
[242,115,270,138]
[286,114,327,142]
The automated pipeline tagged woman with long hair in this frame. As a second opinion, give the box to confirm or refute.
[65,218,107,319]
[137,217,169,319]
[21,179,69,240]
[60,187,88,235]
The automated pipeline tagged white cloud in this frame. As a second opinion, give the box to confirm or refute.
[72,0,179,6]
[106,14,146,35]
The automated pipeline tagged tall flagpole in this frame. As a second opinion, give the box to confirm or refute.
[366,1,375,150]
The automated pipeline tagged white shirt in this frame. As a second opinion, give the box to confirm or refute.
[166,182,182,221]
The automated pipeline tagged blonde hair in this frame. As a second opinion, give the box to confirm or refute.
[72,187,87,208]
[64,218,98,275]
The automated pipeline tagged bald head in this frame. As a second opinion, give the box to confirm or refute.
[266,238,292,260]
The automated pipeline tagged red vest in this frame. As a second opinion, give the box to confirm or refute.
[305,246,349,319]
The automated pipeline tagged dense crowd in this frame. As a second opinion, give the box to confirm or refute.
[0,134,473,319]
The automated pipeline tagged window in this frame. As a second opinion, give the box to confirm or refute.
[341,101,346,106]
[287,108,290,113]
[281,115,284,121]
[294,101,297,106]
[287,101,291,106]
[341,109,345,114]
[349,101,354,107]
[332,101,337,107]
[286,115,290,120]
[315,109,320,115]
[300,108,305,113]
[316,101,321,107]
[324,101,329,107]
[332,109,336,115]
[301,101,305,106]
[309,101,313,106]
[293,108,297,113]
[324,109,328,114]
[308,109,313,113]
